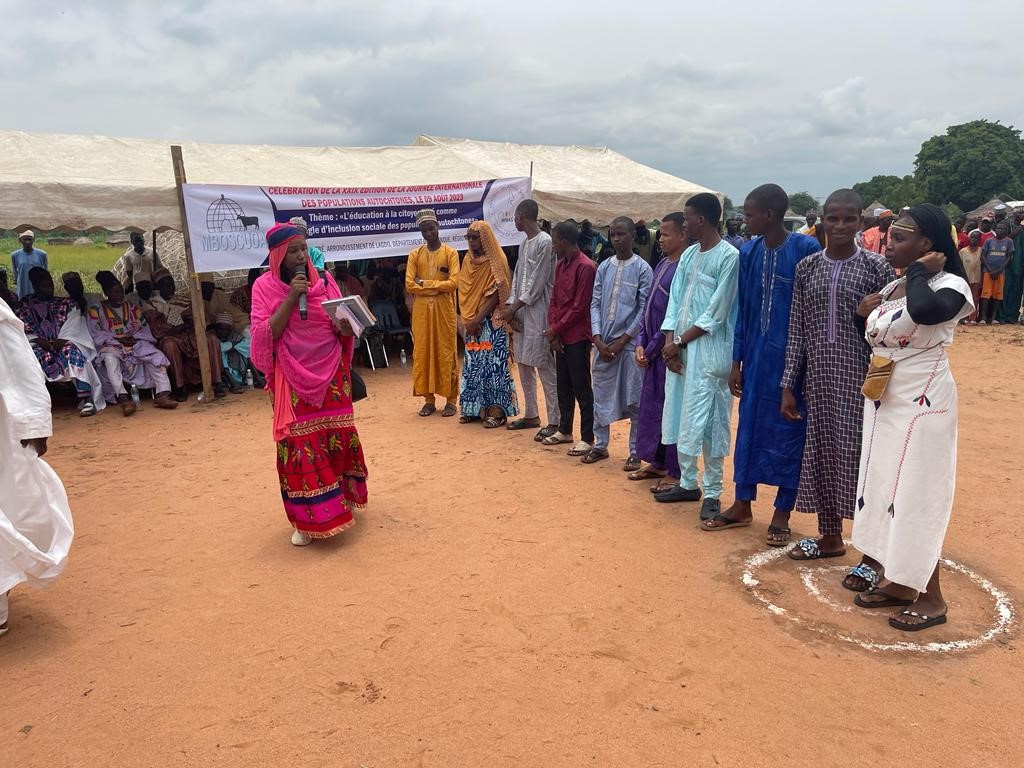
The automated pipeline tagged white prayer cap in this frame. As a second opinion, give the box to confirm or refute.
[19,229,34,240]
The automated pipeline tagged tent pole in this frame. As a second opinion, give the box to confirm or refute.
[170,145,214,401]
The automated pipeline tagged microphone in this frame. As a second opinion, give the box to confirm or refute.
[296,264,308,320]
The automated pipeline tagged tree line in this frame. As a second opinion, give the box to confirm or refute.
[742,120,1024,219]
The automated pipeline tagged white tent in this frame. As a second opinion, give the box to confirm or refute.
[0,130,716,232]
[414,135,716,225]
[0,131,484,233]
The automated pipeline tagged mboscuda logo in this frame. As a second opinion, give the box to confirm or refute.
[200,195,264,251]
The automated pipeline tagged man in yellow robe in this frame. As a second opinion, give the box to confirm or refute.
[406,209,460,416]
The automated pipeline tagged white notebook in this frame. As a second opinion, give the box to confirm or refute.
[321,295,377,333]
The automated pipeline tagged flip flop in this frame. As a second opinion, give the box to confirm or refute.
[628,466,667,481]
[649,480,677,493]
[854,587,915,609]
[700,513,752,532]
[418,403,437,417]
[787,537,846,561]
[889,609,948,632]
[441,404,457,417]
[580,448,609,464]
[507,418,541,430]
[765,525,792,547]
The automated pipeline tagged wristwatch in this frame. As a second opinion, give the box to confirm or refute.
[673,335,688,349]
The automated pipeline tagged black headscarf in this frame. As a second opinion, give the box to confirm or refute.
[905,203,967,281]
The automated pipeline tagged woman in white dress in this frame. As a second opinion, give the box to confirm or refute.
[851,204,973,631]
[0,299,74,637]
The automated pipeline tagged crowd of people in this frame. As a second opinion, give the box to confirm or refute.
[0,186,996,637]
[406,190,975,634]
[0,219,387,419]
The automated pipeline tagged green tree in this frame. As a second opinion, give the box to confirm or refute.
[914,120,1024,211]
[723,195,735,212]
[788,191,818,215]
[851,174,924,212]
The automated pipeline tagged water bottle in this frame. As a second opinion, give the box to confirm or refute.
[400,349,407,368]
[130,384,140,405]
[245,369,254,389]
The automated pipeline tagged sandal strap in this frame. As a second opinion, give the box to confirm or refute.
[899,610,929,619]
[847,563,880,586]
[795,537,820,558]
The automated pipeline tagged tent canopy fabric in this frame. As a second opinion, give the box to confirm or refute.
[413,136,717,225]
[0,130,717,232]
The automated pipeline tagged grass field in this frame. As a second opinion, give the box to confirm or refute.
[2,239,121,295]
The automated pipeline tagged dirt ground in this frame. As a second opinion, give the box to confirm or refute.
[3,326,1023,767]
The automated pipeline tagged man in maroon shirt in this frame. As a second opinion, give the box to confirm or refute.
[542,220,597,454]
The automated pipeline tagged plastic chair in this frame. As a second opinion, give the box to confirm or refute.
[368,301,414,368]
[361,329,387,371]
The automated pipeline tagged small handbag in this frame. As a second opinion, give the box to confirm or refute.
[350,368,368,402]
[861,355,895,401]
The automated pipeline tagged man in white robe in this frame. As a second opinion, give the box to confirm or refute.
[0,300,74,636]
[502,199,558,440]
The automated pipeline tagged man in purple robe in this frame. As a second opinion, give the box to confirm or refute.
[630,212,687,491]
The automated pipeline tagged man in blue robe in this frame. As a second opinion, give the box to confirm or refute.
[701,184,820,543]
[583,217,653,466]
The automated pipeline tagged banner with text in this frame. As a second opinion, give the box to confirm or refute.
[182,177,532,272]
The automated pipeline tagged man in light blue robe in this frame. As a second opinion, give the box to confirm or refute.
[583,217,653,465]
[654,194,739,522]
[703,184,820,542]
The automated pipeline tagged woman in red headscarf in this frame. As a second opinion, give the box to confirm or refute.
[250,223,368,546]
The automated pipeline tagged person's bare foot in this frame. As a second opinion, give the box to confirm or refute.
[890,591,948,629]
[766,508,792,546]
[702,499,752,530]
[788,533,845,560]
[843,555,883,592]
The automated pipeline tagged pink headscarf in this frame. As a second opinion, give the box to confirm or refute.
[250,223,351,439]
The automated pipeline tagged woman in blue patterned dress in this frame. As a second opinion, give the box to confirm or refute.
[457,221,520,427]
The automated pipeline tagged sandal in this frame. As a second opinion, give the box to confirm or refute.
[534,425,558,442]
[483,415,507,429]
[700,513,752,532]
[580,447,609,464]
[787,537,846,561]
[459,415,479,424]
[843,562,880,593]
[889,609,948,632]
[542,431,573,446]
[649,479,677,493]
[507,417,540,430]
[765,525,792,547]
[628,465,667,481]
[854,586,914,609]
[441,403,457,417]
[566,441,592,457]
[622,455,642,472]
[418,403,437,417]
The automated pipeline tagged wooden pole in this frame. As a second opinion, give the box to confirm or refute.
[170,145,214,400]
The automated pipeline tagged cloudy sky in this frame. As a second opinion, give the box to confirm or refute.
[2,0,1020,203]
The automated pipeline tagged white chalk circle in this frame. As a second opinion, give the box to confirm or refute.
[741,544,1015,653]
